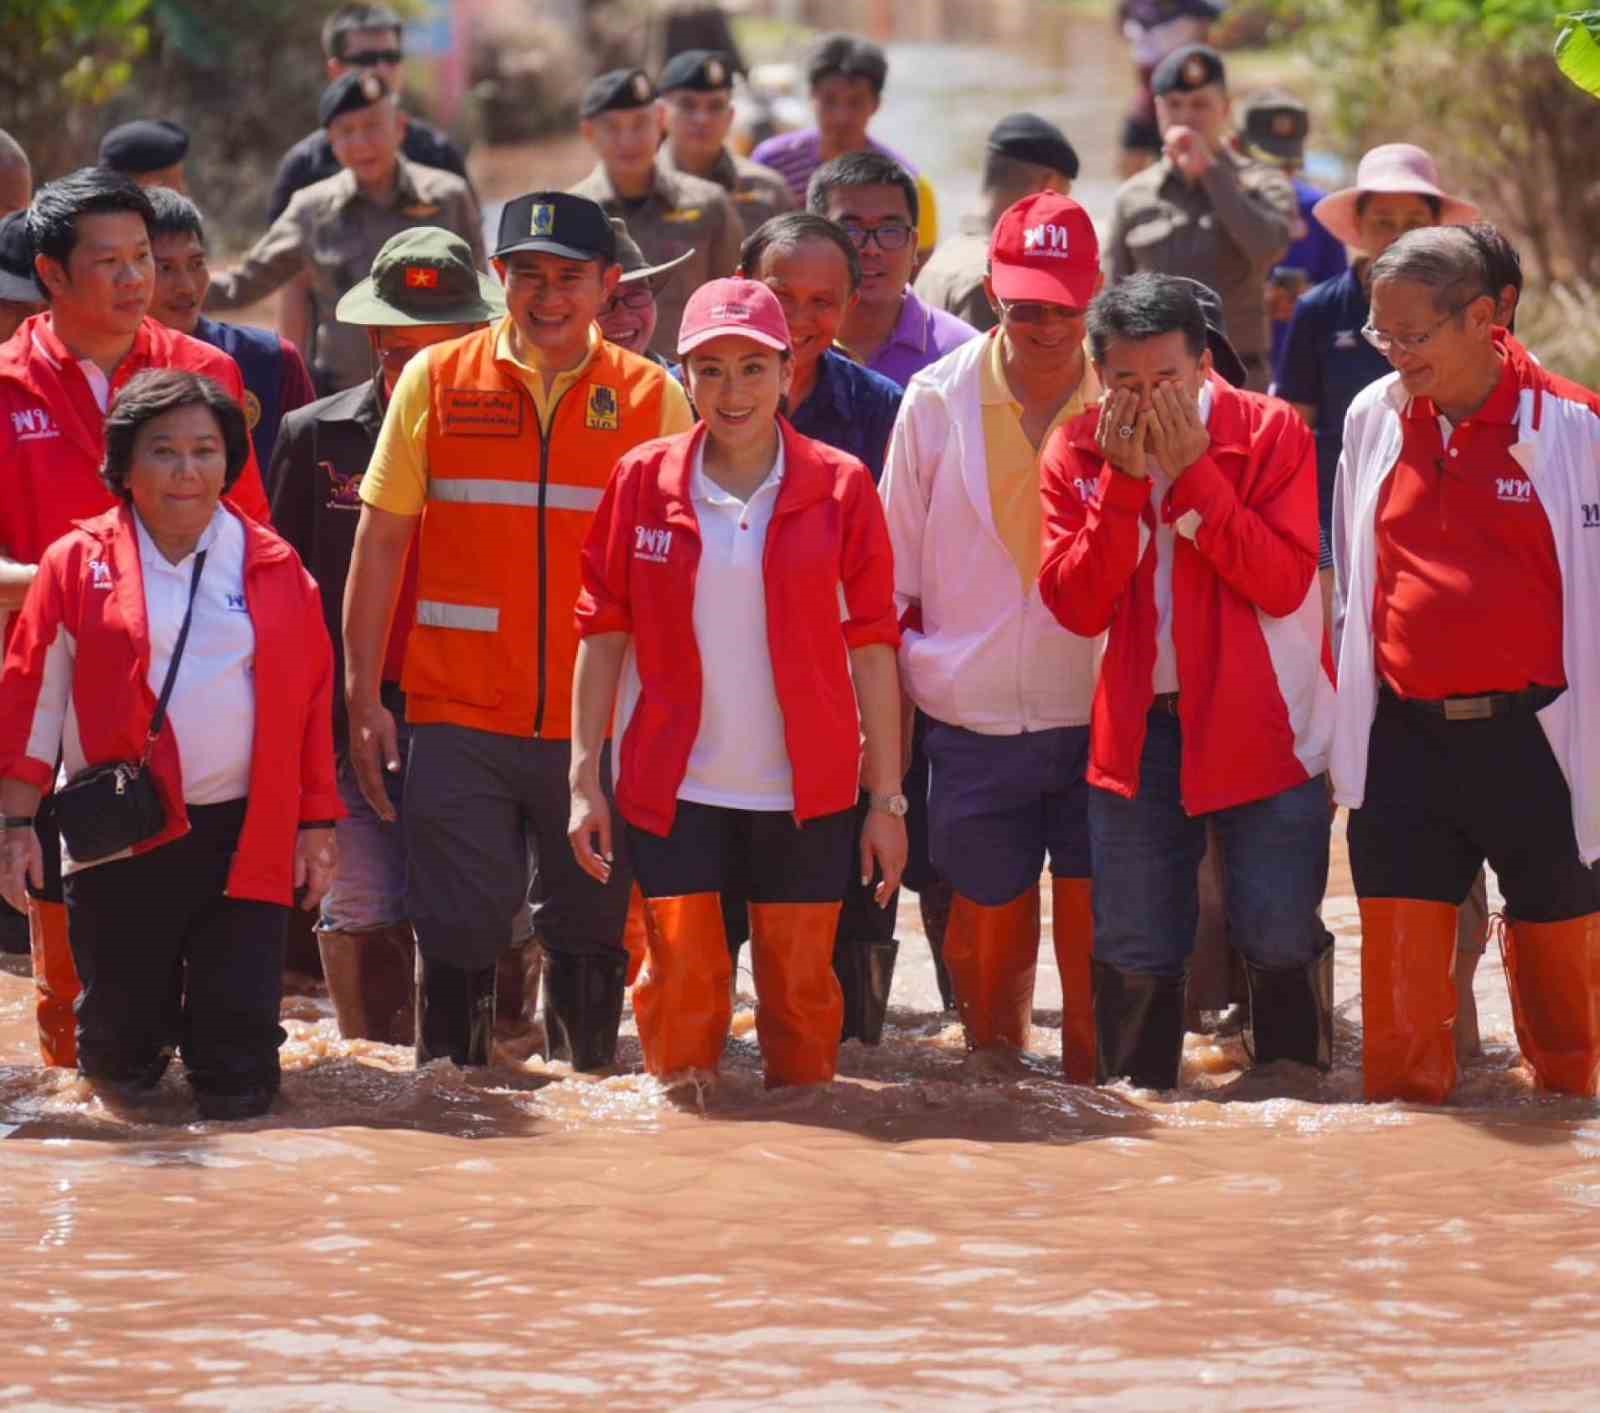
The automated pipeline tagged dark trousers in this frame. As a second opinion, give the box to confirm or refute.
[64,799,288,1099]
[1089,712,1331,976]
[1349,689,1600,923]
[405,724,629,969]
[628,801,855,904]
[924,720,1092,903]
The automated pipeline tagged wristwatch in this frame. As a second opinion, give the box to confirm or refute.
[869,792,910,817]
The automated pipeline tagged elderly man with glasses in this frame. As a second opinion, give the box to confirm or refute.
[1330,224,1600,1105]
[878,193,1104,1078]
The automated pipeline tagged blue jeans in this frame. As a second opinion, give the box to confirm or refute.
[1088,712,1330,976]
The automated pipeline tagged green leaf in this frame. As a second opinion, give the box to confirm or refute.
[1556,12,1600,95]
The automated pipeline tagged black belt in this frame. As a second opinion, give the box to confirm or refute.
[1382,683,1562,721]
[1150,692,1181,716]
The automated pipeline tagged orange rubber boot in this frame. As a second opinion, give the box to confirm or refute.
[29,898,78,1068]
[943,887,1041,1052]
[1501,912,1600,1097]
[749,901,844,1088]
[1359,897,1459,1103]
[1051,877,1095,1082]
[622,885,649,987]
[633,893,733,1078]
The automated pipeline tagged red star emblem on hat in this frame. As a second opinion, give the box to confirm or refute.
[405,266,439,289]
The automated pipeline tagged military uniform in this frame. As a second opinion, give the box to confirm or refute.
[207,155,484,394]
[658,145,793,240]
[567,163,742,360]
[1105,146,1295,389]
[913,213,997,333]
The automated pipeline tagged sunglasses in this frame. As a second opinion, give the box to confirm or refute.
[344,48,403,66]
[995,296,1089,324]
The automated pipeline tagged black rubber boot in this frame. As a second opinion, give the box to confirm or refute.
[1244,935,1334,1070]
[835,936,900,1045]
[194,1087,275,1121]
[415,955,497,1067]
[919,881,957,1012]
[1092,959,1188,1089]
[542,951,628,1071]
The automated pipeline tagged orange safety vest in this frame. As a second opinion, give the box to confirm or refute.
[405,323,672,737]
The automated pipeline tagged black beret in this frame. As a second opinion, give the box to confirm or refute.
[319,70,390,128]
[581,68,657,120]
[986,112,1079,181]
[0,210,42,304]
[1151,44,1227,97]
[1240,89,1309,164]
[659,49,736,94]
[98,119,189,175]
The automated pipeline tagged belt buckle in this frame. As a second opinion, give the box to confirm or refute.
[1442,695,1494,721]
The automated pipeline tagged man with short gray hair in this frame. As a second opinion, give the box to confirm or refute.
[1330,223,1600,1105]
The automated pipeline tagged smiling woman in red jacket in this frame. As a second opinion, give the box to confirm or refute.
[0,370,340,1120]
[569,277,905,1088]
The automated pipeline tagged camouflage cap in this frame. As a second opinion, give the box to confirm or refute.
[335,227,507,327]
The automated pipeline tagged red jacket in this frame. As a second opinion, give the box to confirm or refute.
[0,505,341,906]
[1038,375,1334,814]
[0,314,271,567]
[576,418,900,836]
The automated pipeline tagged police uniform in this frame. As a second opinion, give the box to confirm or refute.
[1104,46,1297,389]
[914,114,1081,336]
[206,74,485,395]
[98,119,190,181]
[269,115,469,223]
[655,49,795,239]
[356,194,693,1069]
[569,69,743,359]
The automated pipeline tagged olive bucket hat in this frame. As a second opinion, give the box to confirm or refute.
[336,227,507,326]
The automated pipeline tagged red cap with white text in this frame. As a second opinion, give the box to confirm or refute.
[676,277,791,356]
[987,192,1100,309]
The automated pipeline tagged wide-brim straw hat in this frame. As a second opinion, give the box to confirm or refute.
[1313,143,1479,251]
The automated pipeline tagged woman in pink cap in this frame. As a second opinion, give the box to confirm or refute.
[567,276,906,1088]
[1276,142,1488,1049]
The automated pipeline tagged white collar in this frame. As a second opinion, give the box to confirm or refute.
[691,435,787,506]
[134,503,225,571]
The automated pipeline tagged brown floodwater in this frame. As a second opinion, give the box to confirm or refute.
[4,823,1599,1409]
[6,10,1598,1409]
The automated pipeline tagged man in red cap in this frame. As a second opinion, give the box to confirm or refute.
[878,193,1104,1078]
[1038,272,1334,1089]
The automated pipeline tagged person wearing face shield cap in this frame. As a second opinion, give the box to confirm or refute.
[1038,272,1335,1090]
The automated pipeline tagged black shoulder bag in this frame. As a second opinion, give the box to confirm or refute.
[53,550,208,863]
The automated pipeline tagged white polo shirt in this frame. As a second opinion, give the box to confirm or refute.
[135,505,256,805]
[1148,382,1215,695]
[677,439,794,812]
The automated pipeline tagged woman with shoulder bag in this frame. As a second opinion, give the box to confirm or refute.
[0,369,341,1120]
[569,277,906,1088]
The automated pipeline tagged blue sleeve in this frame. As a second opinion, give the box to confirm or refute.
[863,380,904,484]
[1275,293,1325,409]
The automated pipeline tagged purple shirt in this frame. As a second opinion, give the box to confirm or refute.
[864,287,979,388]
[749,129,919,202]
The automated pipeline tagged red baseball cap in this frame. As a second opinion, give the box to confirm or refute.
[988,192,1100,309]
[677,277,791,356]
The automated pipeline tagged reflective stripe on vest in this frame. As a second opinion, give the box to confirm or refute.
[427,479,604,512]
[416,600,501,632]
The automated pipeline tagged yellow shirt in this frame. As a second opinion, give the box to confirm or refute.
[361,319,694,516]
[979,332,1100,588]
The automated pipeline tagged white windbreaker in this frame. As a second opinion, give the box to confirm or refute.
[1330,352,1600,864]
[879,334,1101,735]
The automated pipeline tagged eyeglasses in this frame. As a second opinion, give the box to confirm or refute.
[1361,301,1472,355]
[839,220,914,252]
[602,285,655,314]
[344,48,403,66]
[995,297,1089,325]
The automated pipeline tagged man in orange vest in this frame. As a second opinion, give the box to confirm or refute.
[343,192,693,1068]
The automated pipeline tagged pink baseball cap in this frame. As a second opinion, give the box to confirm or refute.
[988,192,1100,309]
[676,277,791,356]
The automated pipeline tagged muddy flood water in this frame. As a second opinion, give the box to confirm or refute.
[5,10,1599,1411]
